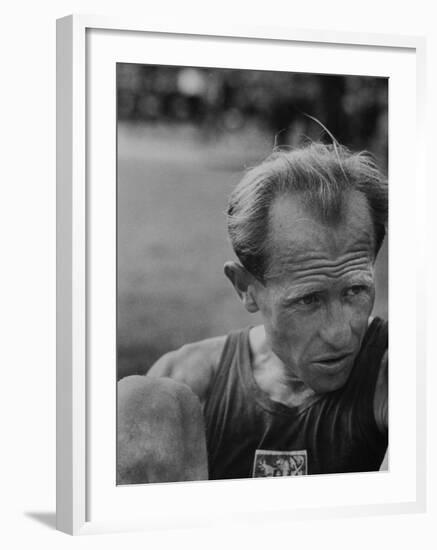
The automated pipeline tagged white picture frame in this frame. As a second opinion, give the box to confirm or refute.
[56,14,427,535]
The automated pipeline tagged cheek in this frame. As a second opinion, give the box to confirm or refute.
[268,307,320,355]
[257,298,294,347]
[348,290,375,329]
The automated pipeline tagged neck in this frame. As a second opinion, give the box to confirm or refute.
[248,325,316,408]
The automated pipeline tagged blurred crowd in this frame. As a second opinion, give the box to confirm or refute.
[117,64,388,163]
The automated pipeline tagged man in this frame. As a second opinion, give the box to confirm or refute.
[117,142,388,484]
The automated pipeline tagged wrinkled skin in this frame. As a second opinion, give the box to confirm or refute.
[251,191,376,394]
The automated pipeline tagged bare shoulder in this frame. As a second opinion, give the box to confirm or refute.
[147,335,227,402]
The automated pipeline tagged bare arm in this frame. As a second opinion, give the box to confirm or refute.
[146,336,226,404]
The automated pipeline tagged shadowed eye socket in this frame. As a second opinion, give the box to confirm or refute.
[344,285,369,297]
[296,293,321,306]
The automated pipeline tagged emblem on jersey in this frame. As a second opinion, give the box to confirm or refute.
[252,449,308,477]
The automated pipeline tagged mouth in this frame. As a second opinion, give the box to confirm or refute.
[312,352,354,374]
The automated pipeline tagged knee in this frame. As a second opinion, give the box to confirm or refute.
[118,375,201,425]
[117,376,207,484]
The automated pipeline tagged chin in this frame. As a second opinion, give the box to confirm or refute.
[309,368,352,394]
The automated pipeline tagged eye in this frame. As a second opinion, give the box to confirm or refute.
[296,293,321,306]
[344,285,368,298]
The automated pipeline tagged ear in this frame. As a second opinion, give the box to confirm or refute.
[224,261,260,313]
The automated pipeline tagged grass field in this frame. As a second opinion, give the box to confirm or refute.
[117,123,388,380]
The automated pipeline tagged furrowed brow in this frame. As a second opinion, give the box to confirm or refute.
[281,284,325,302]
[345,272,375,285]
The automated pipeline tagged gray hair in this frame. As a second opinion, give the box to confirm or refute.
[226,143,388,282]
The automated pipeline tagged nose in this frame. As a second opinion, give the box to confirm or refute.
[319,303,352,351]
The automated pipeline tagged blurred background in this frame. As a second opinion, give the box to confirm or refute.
[117,63,388,380]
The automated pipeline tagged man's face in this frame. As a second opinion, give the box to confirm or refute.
[253,191,376,393]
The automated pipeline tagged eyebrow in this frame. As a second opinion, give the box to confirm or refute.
[280,273,375,302]
[281,285,325,303]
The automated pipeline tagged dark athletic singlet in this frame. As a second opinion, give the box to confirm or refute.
[204,318,388,480]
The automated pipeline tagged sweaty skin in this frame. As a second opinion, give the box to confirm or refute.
[117,190,388,483]
[246,190,376,397]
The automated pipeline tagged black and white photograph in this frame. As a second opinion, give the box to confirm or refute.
[253,450,308,477]
[116,63,389,484]
[1,0,433,543]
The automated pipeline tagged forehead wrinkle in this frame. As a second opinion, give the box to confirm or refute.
[290,264,374,282]
[297,254,372,270]
[276,249,371,268]
[265,258,373,283]
[269,222,374,260]
[264,245,374,280]
[263,191,375,280]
